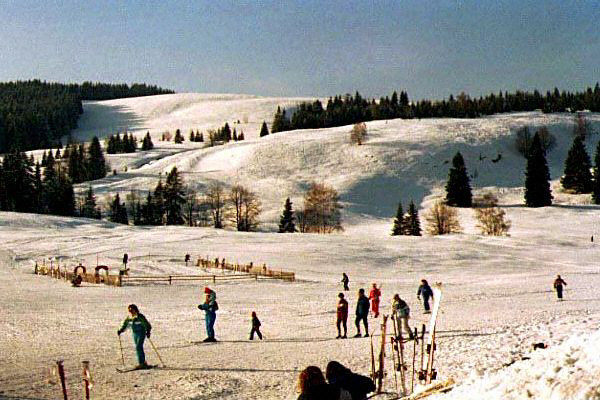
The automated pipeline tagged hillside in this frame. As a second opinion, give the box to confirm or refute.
[2,93,600,399]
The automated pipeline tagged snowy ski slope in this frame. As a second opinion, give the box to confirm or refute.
[2,93,600,399]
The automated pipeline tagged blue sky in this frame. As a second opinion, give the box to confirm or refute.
[0,0,598,99]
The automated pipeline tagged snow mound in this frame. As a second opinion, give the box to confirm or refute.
[435,329,600,400]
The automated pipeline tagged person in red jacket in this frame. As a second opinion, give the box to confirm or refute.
[336,293,348,339]
[368,284,381,318]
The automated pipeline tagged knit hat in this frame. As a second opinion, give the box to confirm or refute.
[204,287,211,294]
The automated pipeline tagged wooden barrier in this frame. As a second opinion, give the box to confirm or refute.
[34,263,122,287]
[121,273,262,285]
[196,256,295,282]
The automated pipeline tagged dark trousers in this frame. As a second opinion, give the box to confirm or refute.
[423,296,431,311]
[250,327,262,340]
[556,286,563,299]
[343,282,349,291]
[355,314,368,334]
[337,317,347,336]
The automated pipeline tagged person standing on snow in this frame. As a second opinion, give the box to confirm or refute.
[341,273,350,291]
[417,279,434,313]
[198,287,218,342]
[553,275,567,301]
[368,283,381,318]
[336,293,348,339]
[297,366,352,400]
[117,304,152,370]
[391,294,415,341]
[249,311,263,340]
[354,288,370,337]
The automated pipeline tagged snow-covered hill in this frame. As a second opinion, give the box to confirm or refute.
[2,93,600,399]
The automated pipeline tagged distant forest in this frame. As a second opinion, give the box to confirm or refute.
[271,84,600,133]
[0,80,174,153]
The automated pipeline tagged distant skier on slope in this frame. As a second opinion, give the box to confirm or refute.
[391,294,415,341]
[417,279,434,313]
[336,293,348,339]
[341,273,350,291]
[354,288,370,337]
[117,304,152,370]
[553,275,567,301]
[368,283,381,318]
[198,287,218,342]
[249,311,263,340]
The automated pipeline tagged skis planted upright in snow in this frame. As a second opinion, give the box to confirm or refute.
[425,283,442,384]
[376,315,388,393]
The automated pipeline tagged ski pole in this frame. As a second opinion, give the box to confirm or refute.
[118,335,125,367]
[148,337,166,367]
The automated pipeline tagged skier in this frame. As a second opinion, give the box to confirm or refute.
[417,279,434,313]
[198,287,218,342]
[297,366,352,400]
[117,304,152,370]
[391,294,415,341]
[71,274,83,287]
[336,293,348,339]
[368,283,381,318]
[553,275,567,301]
[326,361,376,400]
[354,288,370,337]
[249,311,263,340]
[341,273,350,291]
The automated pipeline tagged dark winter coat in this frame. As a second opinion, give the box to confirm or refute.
[417,284,433,299]
[355,295,370,317]
[297,383,350,400]
[553,278,567,289]
[252,316,261,328]
[330,372,375,400]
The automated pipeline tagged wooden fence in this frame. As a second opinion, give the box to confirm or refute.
[197,256,295,282]
[34,263,122,286]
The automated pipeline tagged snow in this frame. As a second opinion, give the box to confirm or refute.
[2,93,600,399]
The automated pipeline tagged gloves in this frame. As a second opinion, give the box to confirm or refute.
[198,304,202,310]
[146,331,151,339]
[117,330,123,335]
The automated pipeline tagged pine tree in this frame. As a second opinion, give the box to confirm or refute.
[406,201,422,236]
[561,135,593,193]
[153,175,166,225]
[109,193,128,224]
[259,121,269,137]
[238,131,244,141]
[198,132,204,142]
[445,152,472,207]
[593,141,600,204]
[163,166,186,225]
[524,133,553,207]
[391,202,405,235]
[82,186,101,219]
[232,128,238,141]
[141,132,154,151]
[174,129,184,143]
[278,197,296,233]
[87,136,107,180]
[222,123,232,142]
[189,130,195,142]
[271,107,291,133]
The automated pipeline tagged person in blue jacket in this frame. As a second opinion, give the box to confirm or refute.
[117,304,152,369]
[354,288,370,337]
[198,287,218,342]
[417,279,434,313]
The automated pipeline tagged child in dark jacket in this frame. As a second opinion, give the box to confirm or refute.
[250,311,263,340]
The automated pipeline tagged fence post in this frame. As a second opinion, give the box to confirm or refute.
[56,360,68,400]
[213,275,216,283]
[169,276,172,285]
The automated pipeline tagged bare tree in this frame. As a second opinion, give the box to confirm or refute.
[303,182,343,233]
[350,122,367,145]
[183,187,199,227]
[229,185,261,231]
[296,207,307,233]
[424,201,462,235]
[515,126,556,157]
[206,182,226,228]
[473,192,510,236]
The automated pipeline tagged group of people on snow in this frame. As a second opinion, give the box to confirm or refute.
[297,362,375,400]
[336,277,434,339]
